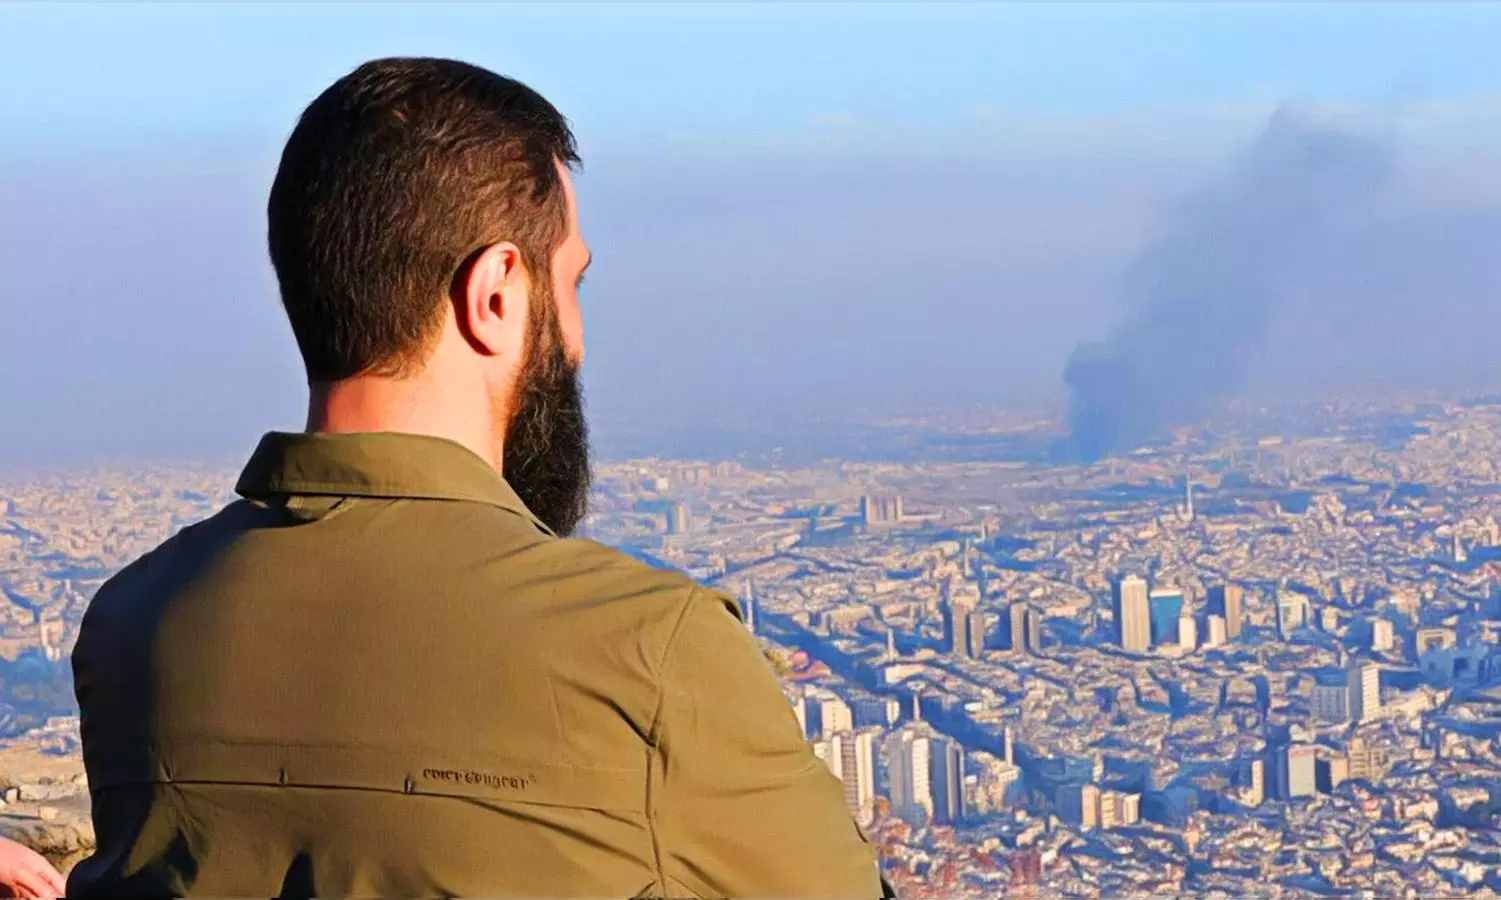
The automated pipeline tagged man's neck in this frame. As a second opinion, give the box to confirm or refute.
[306,374,503,471]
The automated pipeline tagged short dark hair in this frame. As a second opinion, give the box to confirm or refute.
[267,57,579,382]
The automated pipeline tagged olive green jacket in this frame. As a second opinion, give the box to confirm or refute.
[69,432,883,898]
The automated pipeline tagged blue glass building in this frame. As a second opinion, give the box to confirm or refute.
[1148,590,1185,646]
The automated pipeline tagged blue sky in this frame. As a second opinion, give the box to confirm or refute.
[7,3,1501,155]
[4,3,1501,463]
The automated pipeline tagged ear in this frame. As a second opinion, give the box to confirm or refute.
[454,241,527,357]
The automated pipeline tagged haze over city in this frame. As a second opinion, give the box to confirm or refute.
[5,3,1501,462]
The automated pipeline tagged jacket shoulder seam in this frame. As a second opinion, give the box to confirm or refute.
[646,585,700,746]
[642,585,700,896]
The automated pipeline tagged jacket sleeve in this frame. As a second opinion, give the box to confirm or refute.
[651,589,883,898]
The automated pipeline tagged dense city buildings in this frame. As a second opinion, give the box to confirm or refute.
[7,396,1501,895]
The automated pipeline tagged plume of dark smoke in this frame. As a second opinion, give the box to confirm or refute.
[1064,107,1394,461]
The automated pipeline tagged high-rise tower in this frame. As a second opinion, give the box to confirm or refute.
[1113,575,1150,653]
[1209,584,1244,640]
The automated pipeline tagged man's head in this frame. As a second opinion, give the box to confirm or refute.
[268,57,592,535]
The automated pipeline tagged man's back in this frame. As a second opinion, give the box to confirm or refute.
[70,432,882,898]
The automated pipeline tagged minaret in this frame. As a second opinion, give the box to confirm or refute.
[886,628,897,660]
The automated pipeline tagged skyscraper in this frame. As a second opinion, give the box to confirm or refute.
[966,609,988,658]
[948,606,970,658]
[1277,591,1310,639]
[1310,669,1351,724]
[1113,575,1150,653]
[859,494,904,527]
[817,730,878,826]
[1350,660,1381,723]
[806,693,852,740]
[1239,756,1265,807]
[741,579,758,634]
[887,728,935,827]
[1057,783,1100,830]
[942,578,978,658]
[929,736,967,824]
[1098,790,1120,829]
[853,695,900,729]
[1178,613,1197,651]
[1148,589,1185,646]
[1208,584,1245,640]
[1009,602,1041,655]
[1205,614,1227,648]
[1096,789,1139,829]
[665,501,692,535]
[1272,743,1317,799]
[843,730,878,825]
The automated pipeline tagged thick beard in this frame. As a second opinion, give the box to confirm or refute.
[500,287,591,537]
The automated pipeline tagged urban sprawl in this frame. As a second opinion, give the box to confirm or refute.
[5,396,1501,896]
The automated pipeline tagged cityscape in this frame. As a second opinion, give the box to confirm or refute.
[7,1,1501,895]
[4,394,1501,895]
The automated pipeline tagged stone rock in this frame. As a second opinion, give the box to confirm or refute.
[1,817,96,874]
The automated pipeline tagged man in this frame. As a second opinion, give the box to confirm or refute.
[69,58,884,898]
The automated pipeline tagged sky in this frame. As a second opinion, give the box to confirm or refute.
[4,2,1501,463]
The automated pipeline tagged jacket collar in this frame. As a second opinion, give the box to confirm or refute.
[235,431,555,536]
